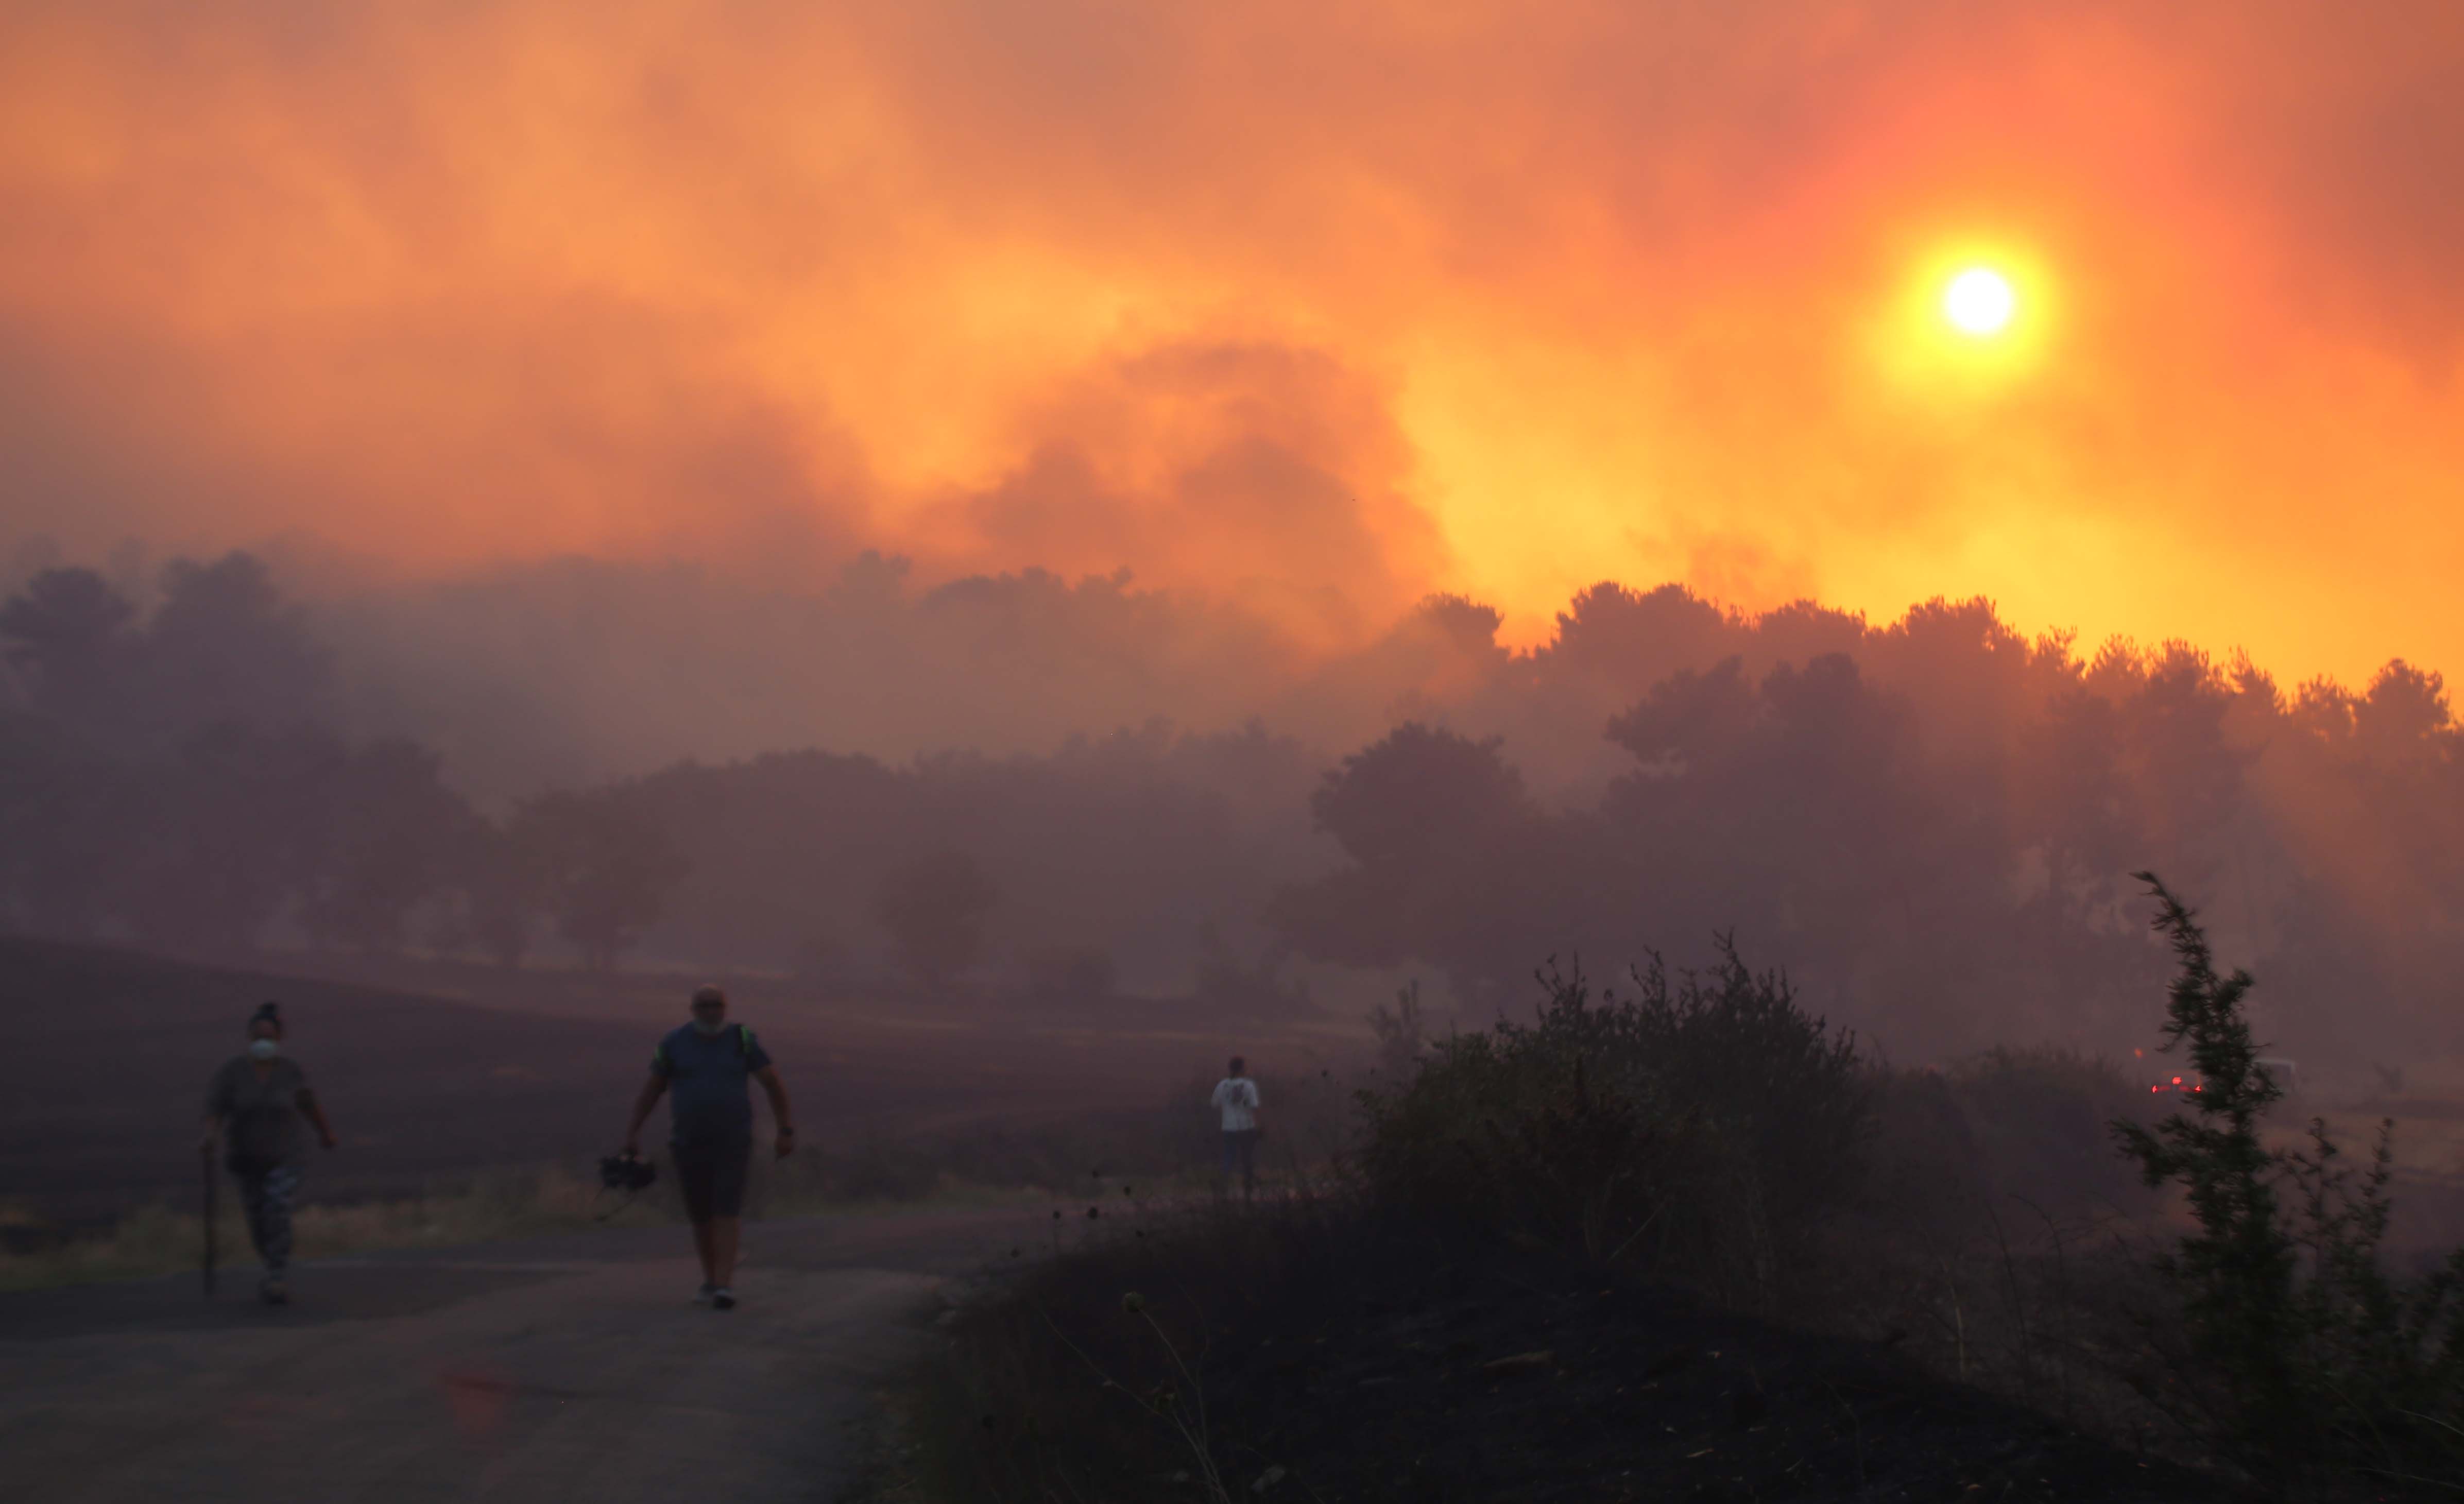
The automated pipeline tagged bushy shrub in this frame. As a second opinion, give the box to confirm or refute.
[1357,936,1871,1300]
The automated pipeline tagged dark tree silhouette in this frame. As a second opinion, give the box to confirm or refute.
[0,711,133,938]
[297,739,474,955]
[1310,722,1528,869]
[139,554,333,742]
[875,848,999,995]
[448,820,542,969]
[123,725,337,956]
[0,568,138,737]
[510,790,688,972]
[3,543,2462,1061]
[1536,580,1733,694]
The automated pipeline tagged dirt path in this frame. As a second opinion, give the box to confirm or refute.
[0,1207,1048,1503]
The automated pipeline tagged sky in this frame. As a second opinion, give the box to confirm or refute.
[4,0,2461,682]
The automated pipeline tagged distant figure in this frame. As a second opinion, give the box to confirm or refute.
[200,1002,339,1305]
[622,985,796,1311]
[1211,1056,1262,1199]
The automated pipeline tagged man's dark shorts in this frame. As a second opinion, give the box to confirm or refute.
[1222,1128,1260,1179]
[673,1137,751,1221]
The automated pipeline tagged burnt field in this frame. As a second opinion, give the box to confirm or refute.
[912,1203,2256,1504]
[1,940,1338,1230]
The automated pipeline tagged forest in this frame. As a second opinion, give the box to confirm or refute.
[3,550,2456,1061]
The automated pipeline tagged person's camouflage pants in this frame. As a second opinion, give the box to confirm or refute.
[237,1165,300,1275]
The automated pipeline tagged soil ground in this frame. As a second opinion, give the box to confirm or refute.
[1187,1237,2244,1503]
[0,1205,1054,1503]
[913,1211,2260,1504]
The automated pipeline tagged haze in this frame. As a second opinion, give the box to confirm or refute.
[5,2,2464,1075]
[10,13,2464,1498]
[6,0,2463,679]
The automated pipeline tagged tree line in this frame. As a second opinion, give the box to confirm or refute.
[0,555,666,968]
[1277,587,2463,1057]
[4,557,2457,1055]
[0,555,1322,1007]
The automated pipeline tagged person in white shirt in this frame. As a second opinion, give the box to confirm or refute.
[1210,1056,1262,1198]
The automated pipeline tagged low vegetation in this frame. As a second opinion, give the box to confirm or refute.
[889,1189,2250,1504]
[894,880,2464,1503]
[2,1152,1070,1293]
[1,1165,631,1292]
[0,1075,1356,1292]
[1356,940,1871,1305]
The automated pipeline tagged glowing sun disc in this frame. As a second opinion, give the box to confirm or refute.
[1944,267,2016,336]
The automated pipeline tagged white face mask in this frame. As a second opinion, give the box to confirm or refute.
[693,1018,726,1037]
[249,1038,280,1061]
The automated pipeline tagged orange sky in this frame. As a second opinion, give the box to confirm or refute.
[3,1,2461,681]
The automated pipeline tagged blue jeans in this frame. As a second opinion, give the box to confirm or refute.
[235,1164,300,1275]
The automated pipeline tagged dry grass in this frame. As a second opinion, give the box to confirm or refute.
[0,1090,1308,1294]
[0,1164,1110,1293]
[0,1163,655,1292]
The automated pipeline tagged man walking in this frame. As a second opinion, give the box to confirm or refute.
[622,985,795,1310]
[1211,1056,1261,1199]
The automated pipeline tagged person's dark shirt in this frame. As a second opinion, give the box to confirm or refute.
[651,1023,773,1147]
[204,1056,312,1169]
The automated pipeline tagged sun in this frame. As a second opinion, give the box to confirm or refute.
[1943,267,2016,336]
[1873,248,2043,390]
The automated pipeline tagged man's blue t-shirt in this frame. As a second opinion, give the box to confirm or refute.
[652,1023,773,1147]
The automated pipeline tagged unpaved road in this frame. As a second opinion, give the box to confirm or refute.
[0,1207,1051,1503]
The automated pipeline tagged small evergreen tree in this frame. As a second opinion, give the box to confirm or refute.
[2114,873,2464,1494]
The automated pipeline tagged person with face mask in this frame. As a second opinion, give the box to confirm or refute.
[620,985,796,1310]
[200,1002,339,1305]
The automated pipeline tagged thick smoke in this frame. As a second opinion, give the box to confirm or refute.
[5,2,2464,683]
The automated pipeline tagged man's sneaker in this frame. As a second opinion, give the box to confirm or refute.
[694,1283,716,1305]
[711,1287,737,1311]
[260,1277,289,1306]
